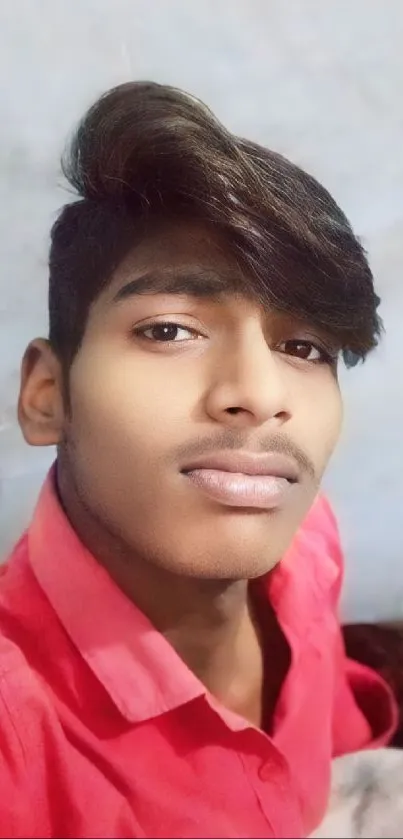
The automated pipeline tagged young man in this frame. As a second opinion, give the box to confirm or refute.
[0,82,396,838]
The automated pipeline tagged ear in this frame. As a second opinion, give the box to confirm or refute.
[18,339,66,446]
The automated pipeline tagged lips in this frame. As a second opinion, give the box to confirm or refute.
[181,451,299,481]
[181,451,299,510]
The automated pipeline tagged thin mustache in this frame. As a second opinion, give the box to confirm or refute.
[174,432,316,480]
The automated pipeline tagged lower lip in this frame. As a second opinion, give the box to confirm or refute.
[183,469,293,509]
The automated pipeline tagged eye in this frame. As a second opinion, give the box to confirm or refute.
[277,339,335,364]
[134,321,202,343]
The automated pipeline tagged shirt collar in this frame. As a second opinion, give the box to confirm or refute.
[28,466,338,724]
[28,466,204,723]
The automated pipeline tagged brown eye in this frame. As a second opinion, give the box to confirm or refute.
[278,340,331,363]
[146,324,181,342]
[135,321,201,342]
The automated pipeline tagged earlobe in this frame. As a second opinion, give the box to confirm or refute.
[18,339,65,447]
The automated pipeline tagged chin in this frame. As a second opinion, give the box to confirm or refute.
[136,502,302,581]
[170,556,280,582]
[161,527,286,581]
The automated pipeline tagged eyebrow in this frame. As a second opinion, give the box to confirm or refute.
[112,268,238,304]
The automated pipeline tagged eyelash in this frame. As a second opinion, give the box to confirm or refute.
[133,321,337,365]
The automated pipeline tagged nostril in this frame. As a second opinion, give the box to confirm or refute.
[226,407,242,415]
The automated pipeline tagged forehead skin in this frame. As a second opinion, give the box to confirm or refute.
[90,220,340,352]
[99,221,249,308]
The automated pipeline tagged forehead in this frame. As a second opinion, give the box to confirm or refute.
[100,220,249,304]
[83,218,344,351]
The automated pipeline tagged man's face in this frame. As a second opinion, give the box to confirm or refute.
[54,223,343,579]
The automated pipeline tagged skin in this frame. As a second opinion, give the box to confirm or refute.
[18,222,343,727]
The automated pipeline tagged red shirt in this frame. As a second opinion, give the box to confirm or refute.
[0,471,396,838]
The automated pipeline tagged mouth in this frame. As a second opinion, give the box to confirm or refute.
[180,451,299,511]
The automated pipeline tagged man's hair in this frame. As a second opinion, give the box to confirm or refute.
[49,81,381,369]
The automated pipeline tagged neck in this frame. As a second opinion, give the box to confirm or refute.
[115,560,263,713]
[153,577,252,690]
[57,466,265,721]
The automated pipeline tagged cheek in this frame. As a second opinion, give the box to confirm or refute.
[307,383,343,472]
[67,345,194,453]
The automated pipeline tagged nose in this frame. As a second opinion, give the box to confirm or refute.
[205,326,291,429]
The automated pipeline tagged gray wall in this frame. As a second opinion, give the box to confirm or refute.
[1,0,402,622]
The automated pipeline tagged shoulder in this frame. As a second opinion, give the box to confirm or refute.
[0,634,53,835]
[0,635,29,762]
[0,632,51,744]
[0,546,60,763]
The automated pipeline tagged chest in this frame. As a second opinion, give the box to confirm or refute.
[44,613,337,838]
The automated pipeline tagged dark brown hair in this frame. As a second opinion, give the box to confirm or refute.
[48,81,381,368]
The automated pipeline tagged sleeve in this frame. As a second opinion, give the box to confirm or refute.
[317,497,398,758]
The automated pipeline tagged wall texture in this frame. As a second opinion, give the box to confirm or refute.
[0,0,402,621]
